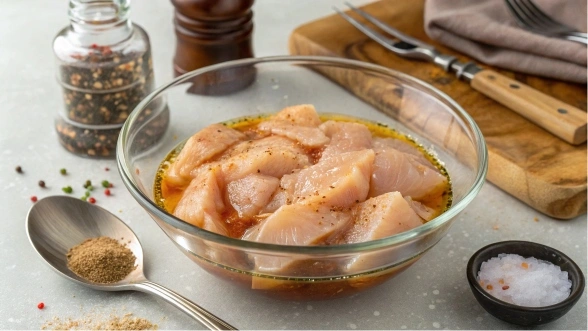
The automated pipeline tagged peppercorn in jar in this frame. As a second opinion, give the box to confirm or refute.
[53,0,168,158]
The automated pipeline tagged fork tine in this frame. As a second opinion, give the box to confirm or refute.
[519,0,576,31]
[333,7,400,53]
[506,0,587,40]
[343,2,434,50]
[505,0,529,28]
[514,1,546,30]
[523,0,587,39]
[506,0,542,31]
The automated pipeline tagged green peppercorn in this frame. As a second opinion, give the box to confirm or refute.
[84,191,91,197]
[60,168,67,175]
[62,186,73,194]
[101,180,110,188]
[83,180,92,189]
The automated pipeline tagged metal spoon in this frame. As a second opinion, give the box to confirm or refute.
[26,195,237,330]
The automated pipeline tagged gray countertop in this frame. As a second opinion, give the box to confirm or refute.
[0,0,585,329]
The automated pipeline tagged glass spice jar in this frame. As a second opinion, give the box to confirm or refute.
[53,0,168,158]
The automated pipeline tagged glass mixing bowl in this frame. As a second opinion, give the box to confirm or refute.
[117,56,488,300]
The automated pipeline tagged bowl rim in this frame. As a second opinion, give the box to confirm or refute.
[466,240,586,312]
[117,55,488,254]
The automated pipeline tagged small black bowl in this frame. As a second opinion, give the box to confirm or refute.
[467,240,585,326]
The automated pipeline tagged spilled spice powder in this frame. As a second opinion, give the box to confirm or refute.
[42,313,157,330]
[67,237,136,284]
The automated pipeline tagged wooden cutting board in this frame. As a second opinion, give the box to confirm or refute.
[289,0,586,219]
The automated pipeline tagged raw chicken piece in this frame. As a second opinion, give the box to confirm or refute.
[227,174,280,218]
[243,203,352,272]
[272,104,323,127]
[166,124,245,186]
[370,147,447,200]
[372,137,435,170]
[243,204,351,245]
[258,104,329,147]
[261,188,289,214]
[280,149,375,208]
[404,196,438,221]
[319,121,373,159]
[344,192,423,244]
[218,134,298,161]
[216,135,311,183]
[259,122,329,147]
[342,192,424,273]
[173,167,228,236]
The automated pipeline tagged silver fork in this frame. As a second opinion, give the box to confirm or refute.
[334,3,587,145]
[505,0,587,45]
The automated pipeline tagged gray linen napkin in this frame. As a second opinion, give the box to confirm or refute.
[424,0,587,83]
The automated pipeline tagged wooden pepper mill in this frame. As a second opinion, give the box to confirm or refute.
[171,0,255,76]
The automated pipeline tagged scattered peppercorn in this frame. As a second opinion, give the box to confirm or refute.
[62,186,73,194]
[38,180,46,188]
[502,286,510,290]
[37,302,45,309]
[101,180,110,188]
[87,185,94,191]
[105,167,110,171]
[83,180,92,189]
[81,196,87,201]
[88,197,96,204]
[15,166,23,174]
[85,191,91,197]
[104,189,111,196]
[31,196,38,203]
[60,168,67,175]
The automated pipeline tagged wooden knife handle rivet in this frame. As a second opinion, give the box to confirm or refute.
[471,69,587,145]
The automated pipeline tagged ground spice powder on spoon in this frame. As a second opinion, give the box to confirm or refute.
[67,236,136,284]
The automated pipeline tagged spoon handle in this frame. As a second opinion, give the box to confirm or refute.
[133,280,237,330]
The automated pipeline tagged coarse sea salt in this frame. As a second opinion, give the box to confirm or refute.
[477,253,571,307]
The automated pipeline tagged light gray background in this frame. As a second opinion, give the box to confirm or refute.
[0,0,585,329]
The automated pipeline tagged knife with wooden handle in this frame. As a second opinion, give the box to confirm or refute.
[336,4,588,145]
[470,69,586,145]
